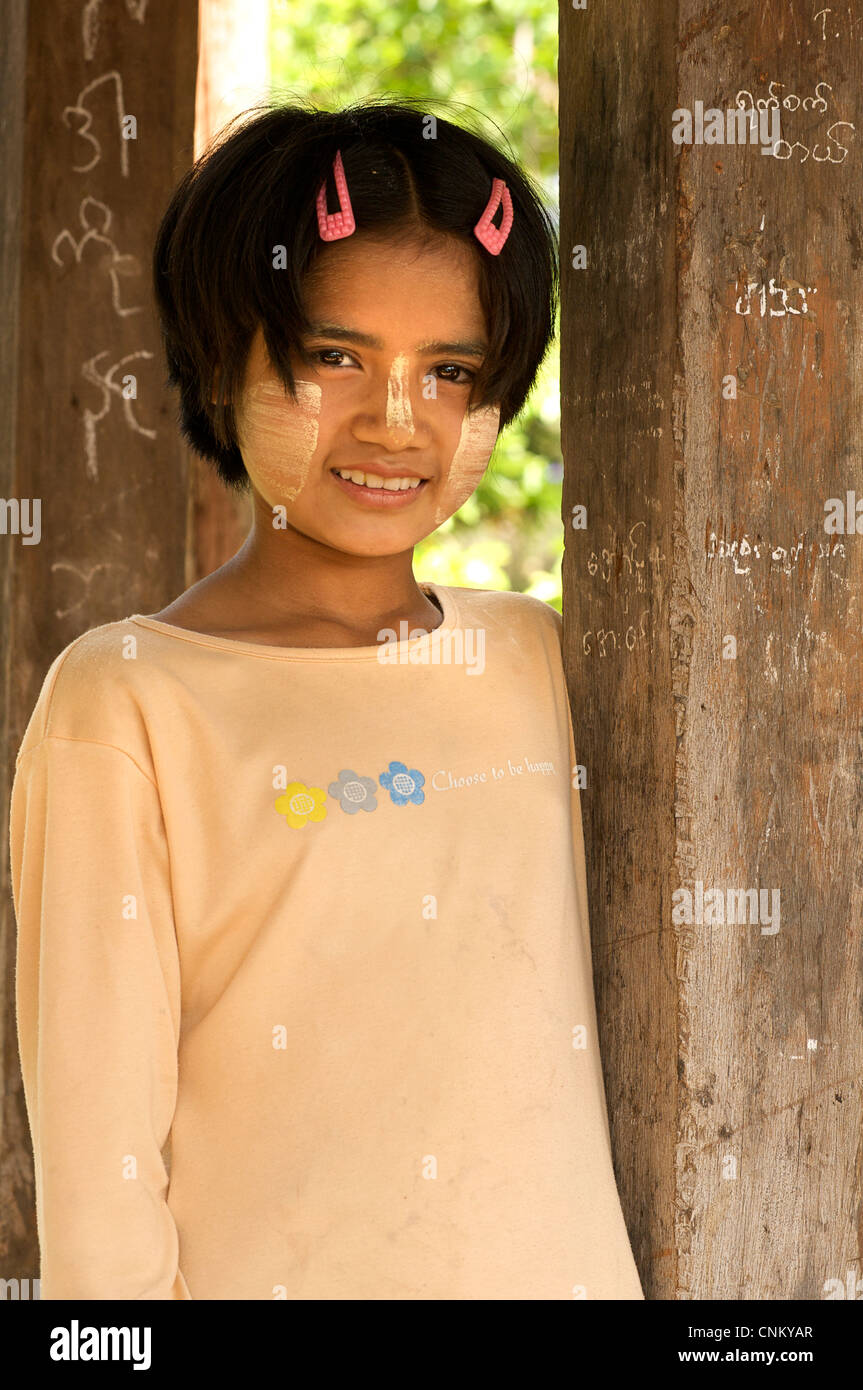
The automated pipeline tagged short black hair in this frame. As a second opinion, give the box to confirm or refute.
[152,96,559,493]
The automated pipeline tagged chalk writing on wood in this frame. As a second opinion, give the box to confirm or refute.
[81,0,150,63]
[51,197,144,317]
[735,281,817,315]
[80,349,156,480]
[706,528,846,575]
[50,558,123,619]
[735,82,856,162]
[581,609,652,657]
[63,71,133,177]
[583,520,664,598]
[811,6,863,43]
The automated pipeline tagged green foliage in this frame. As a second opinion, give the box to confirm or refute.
[269,0,562,605]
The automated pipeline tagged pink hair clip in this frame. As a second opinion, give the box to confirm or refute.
[316,149,356,242]
[473,177,513,255]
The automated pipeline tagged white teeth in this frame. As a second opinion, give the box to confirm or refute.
[334,469,422,490]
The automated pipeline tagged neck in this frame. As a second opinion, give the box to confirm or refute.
[223,494,433,632]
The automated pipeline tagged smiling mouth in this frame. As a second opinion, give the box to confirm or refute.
[331,468,426,491]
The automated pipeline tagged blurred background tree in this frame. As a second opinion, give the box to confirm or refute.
[269,0,563,608]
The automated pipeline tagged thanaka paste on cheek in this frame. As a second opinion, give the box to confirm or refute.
[386,354,413,440]
[433,404,500,526]
[237,378,322,503]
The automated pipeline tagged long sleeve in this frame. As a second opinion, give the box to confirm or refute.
[4,590,644,1299]
[10,735,191,1300]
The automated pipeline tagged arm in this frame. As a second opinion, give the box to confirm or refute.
[10,735,191,1299]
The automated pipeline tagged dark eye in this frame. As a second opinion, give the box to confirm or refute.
[306,348,357,368]
[434,363,476,384]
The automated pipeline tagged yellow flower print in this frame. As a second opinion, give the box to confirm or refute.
[275,780,328,829]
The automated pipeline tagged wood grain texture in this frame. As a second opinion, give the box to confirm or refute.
[559,0,862,1299]
[187,0,272,584]
[0,0,197,1283]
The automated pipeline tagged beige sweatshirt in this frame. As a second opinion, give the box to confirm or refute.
[10,581,643,1301]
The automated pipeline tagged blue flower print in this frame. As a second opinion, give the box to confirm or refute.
[328,768,378,815]
[379,760,425,806]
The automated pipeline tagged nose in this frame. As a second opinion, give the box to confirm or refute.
[351,355,428,450]
[385,353,414,447]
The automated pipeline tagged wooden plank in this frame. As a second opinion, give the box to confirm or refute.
[0,0,197,1283]
[559,0,863,1299]
[189,0,272,583]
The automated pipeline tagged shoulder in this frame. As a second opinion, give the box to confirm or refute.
[14,617,159,771]
[442,584,562,648]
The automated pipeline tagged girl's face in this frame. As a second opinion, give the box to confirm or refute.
[234,235,500,556]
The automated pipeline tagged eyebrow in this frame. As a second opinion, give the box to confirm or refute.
[304,322,488,358]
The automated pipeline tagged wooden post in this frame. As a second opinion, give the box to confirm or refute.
[190,0,272,583]
[559,2,863,1299]
[0,0,197,1282]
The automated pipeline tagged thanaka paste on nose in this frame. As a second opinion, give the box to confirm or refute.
[239,378,321,502]
[433,404,500,526]
[386,354,413,439]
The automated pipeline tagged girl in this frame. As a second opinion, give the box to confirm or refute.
[10,99,644,1300]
